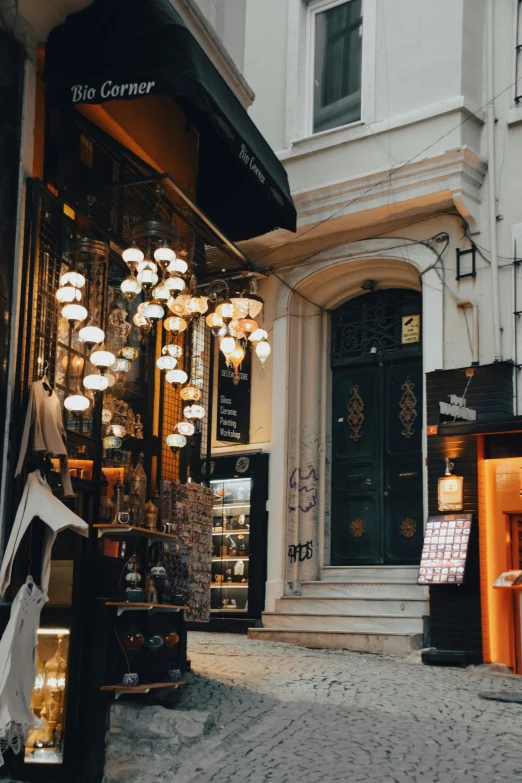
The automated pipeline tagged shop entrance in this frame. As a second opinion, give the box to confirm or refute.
[330,289,423,565]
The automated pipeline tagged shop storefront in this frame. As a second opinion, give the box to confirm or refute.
[424,362,522,669]
[0,2,295,781]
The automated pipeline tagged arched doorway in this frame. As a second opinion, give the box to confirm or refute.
[330,288,423,565]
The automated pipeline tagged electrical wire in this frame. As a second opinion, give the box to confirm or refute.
[251,78,517,267]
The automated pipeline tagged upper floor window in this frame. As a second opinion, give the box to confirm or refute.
[309,0,363,134]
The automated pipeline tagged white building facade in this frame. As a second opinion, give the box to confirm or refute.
[217,0,522,660]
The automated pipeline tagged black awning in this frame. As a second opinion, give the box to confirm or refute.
[44,0,296,242]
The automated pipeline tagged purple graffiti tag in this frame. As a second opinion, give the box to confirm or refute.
[289,466,318,513]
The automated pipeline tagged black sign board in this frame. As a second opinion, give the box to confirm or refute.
[216,350,251,444]
[418,514,472,585]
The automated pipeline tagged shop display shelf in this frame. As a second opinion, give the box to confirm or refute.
[212,557,249,561]
[212,503,251,511]
[94,523,179,540]
[212,530,250,536]
[101,681,186,699]
[211,583,249,588]
[105,601,188,616]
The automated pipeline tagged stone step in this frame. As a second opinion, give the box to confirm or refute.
[321,566,419,583]
[261,611,422,634]
[300,581,428,600]
[274,596,426,617]
[248,628,422,656]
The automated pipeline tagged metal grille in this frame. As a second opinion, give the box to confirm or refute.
[331,289,422,366]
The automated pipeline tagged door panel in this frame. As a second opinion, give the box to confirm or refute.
[331,359,423,565]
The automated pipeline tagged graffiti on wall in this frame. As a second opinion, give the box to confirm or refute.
[288,540,313,563]
[288,466,318,513]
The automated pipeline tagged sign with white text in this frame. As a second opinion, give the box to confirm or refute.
[216,350,251,444]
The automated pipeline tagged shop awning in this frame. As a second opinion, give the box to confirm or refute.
[44,0,296,242]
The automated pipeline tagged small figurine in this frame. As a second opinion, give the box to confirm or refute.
[135,414,144,439]
[145,499,158,531]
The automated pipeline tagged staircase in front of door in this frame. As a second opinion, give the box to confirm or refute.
[248,566,428,656]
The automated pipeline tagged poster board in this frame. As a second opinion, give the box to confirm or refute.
[418,514,472,585]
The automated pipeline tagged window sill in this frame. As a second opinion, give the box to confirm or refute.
[279,120,367,161]
[507,105,522,126]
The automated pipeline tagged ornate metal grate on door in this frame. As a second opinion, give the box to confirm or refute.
[331,289,422,366]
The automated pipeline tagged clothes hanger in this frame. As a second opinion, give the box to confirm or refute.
[42,361,52,392]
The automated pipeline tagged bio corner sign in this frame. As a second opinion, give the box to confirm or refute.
[216,351,251,444]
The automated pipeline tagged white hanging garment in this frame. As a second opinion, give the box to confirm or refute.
[0,471,88,765]
[15,378,74,497]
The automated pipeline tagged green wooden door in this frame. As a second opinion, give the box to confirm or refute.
[330,290,423,565]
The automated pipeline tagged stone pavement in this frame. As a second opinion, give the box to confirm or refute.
[167,632,522,783]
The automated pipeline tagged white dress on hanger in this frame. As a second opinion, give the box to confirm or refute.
[0,471,88,765]
[15,378,74,497]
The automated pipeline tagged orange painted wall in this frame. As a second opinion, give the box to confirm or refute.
[481,456,522,667]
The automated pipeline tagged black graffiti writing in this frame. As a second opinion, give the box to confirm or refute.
[288,541,313,563]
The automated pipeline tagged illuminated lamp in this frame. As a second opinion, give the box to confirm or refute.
[206,312,224,335]
[154,246,176,264]
[162,344,183,358]
[166,433,187,450]
[175,420,195,437]
[180,383,202,402]
[216,301,235,321]
[152,284,170,302]
[247,294,264,319]
[112,358,131,373]
[64,394,90,412]
[79,325,105,351]
[238,318,258,334]
[166,369,188,386]
[90,350,116,374]
[184,404,205,420]
[56,286,81,304]
[103,436,122,449]
[119,346,139,360]
[167,258,188,275]
[62,304,88,325]
[165,276,186,293]
[230,297,250,319]
[220,336,236,359]
[122,246,144,267]
[83,374,109,392]
[156,356,177,371]
[142,301,164,322]
[438,458,464,511]
[60,271,86,289]
[164,316,187,333]
[106,424,126,438]
[255,340,271,368]
[121,276,142,301]
[249,328,268,344]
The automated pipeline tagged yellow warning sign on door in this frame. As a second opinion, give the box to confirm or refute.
[401,314,420,344]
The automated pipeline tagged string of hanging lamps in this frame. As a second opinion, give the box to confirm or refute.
[120,218,271,454]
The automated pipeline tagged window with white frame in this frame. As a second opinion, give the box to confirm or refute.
[308,0,363,134]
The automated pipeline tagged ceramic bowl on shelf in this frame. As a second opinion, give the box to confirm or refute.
[122,672,139,687]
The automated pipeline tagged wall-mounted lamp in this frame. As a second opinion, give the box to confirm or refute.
[438,458,464,511]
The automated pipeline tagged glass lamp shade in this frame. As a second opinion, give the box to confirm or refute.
[119,346,139,360]
[164,316,187,333]
[175,420,195,436]
[121,276,142,301]
[79,325,105,347]
[83,373,109,392]
[166,369,188,386]
[167,258,188,275]
[247,295,264,319]
[229,320,246,340]
[230,345,245,374]
[154,246,176,264]
[90,350,116,371]
[152,284,170,302]
[62,303,88,323]
[136,259,157,274]
[103,436,122,449]
[122,246,144,266]
[249,328,268,343]
[64,393,90,412]
[165,276,186,292]
[133,312,150,330]
[102,408,113,423]
[142,301,165,321]
[256,340,271,366]
[184,404,205,420]
[167,296,189,316]
[216,301,235,321]
[206,312,224,331]
[156,355,177,371]
[238,318,259,333]
[162,344,183,358]
[220,336,236,358]
[60,271,86,289]
[106,424,126,438]
[137,269,159,287]
[56,286,81,304]
[185,296,208,315]
[105,371,116,387]
[180,383,202,402]
[166,433,187,449]
[112,358,131,372]
[230,297,250,319]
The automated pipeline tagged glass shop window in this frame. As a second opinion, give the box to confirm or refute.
[310,0,363,134]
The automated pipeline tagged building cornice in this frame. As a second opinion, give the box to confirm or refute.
[172,0,254,109]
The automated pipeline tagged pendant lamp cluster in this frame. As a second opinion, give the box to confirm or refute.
[120,220,271,454]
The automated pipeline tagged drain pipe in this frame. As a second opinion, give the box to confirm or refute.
[457,300,479,365]
[487,0,502,361]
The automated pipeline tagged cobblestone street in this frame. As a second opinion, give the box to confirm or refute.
[167,632,522,783]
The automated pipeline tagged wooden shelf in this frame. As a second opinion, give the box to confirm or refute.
[212,529,250,536]
[212,557,249,561]
[211,583,249,588]
[101,681,186,699]
[105,601,188,616]
[94,524,179,540]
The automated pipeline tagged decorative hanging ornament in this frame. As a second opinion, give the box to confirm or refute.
[62,303,88,325]
[119,346,139,360]
[166,433,187,450]
[166,369,188,386]
[83,373,109,392]
[167,257,188,275]
[64,393,90,412]
[256,340,271,367]
[164,316,187,333]
[162,344,183,358]
[112,358,131,373]
[56,286,82,304]
[175,420,195,437]
[122,246,144,267]
[60,271,86,289]
[180,383,202,402]
[137,268,159,288]
[165,276,186,293]
[184,404,205,420]
[121,276,142,301]
[216,301,235,321]
[142,301,165,322]
[152,284,170,302]
[133,312,151,331]
[249,328,268,343]
[90,349,116,374]
[230,297,250,319]
[156,355,177,371]
[238,318,258,334]
[220,335,236,359]
[106,424,126,438]
[79,325,105,350]
[230,344,245,383]
[205,312,224,335]
[154,245,176,264]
